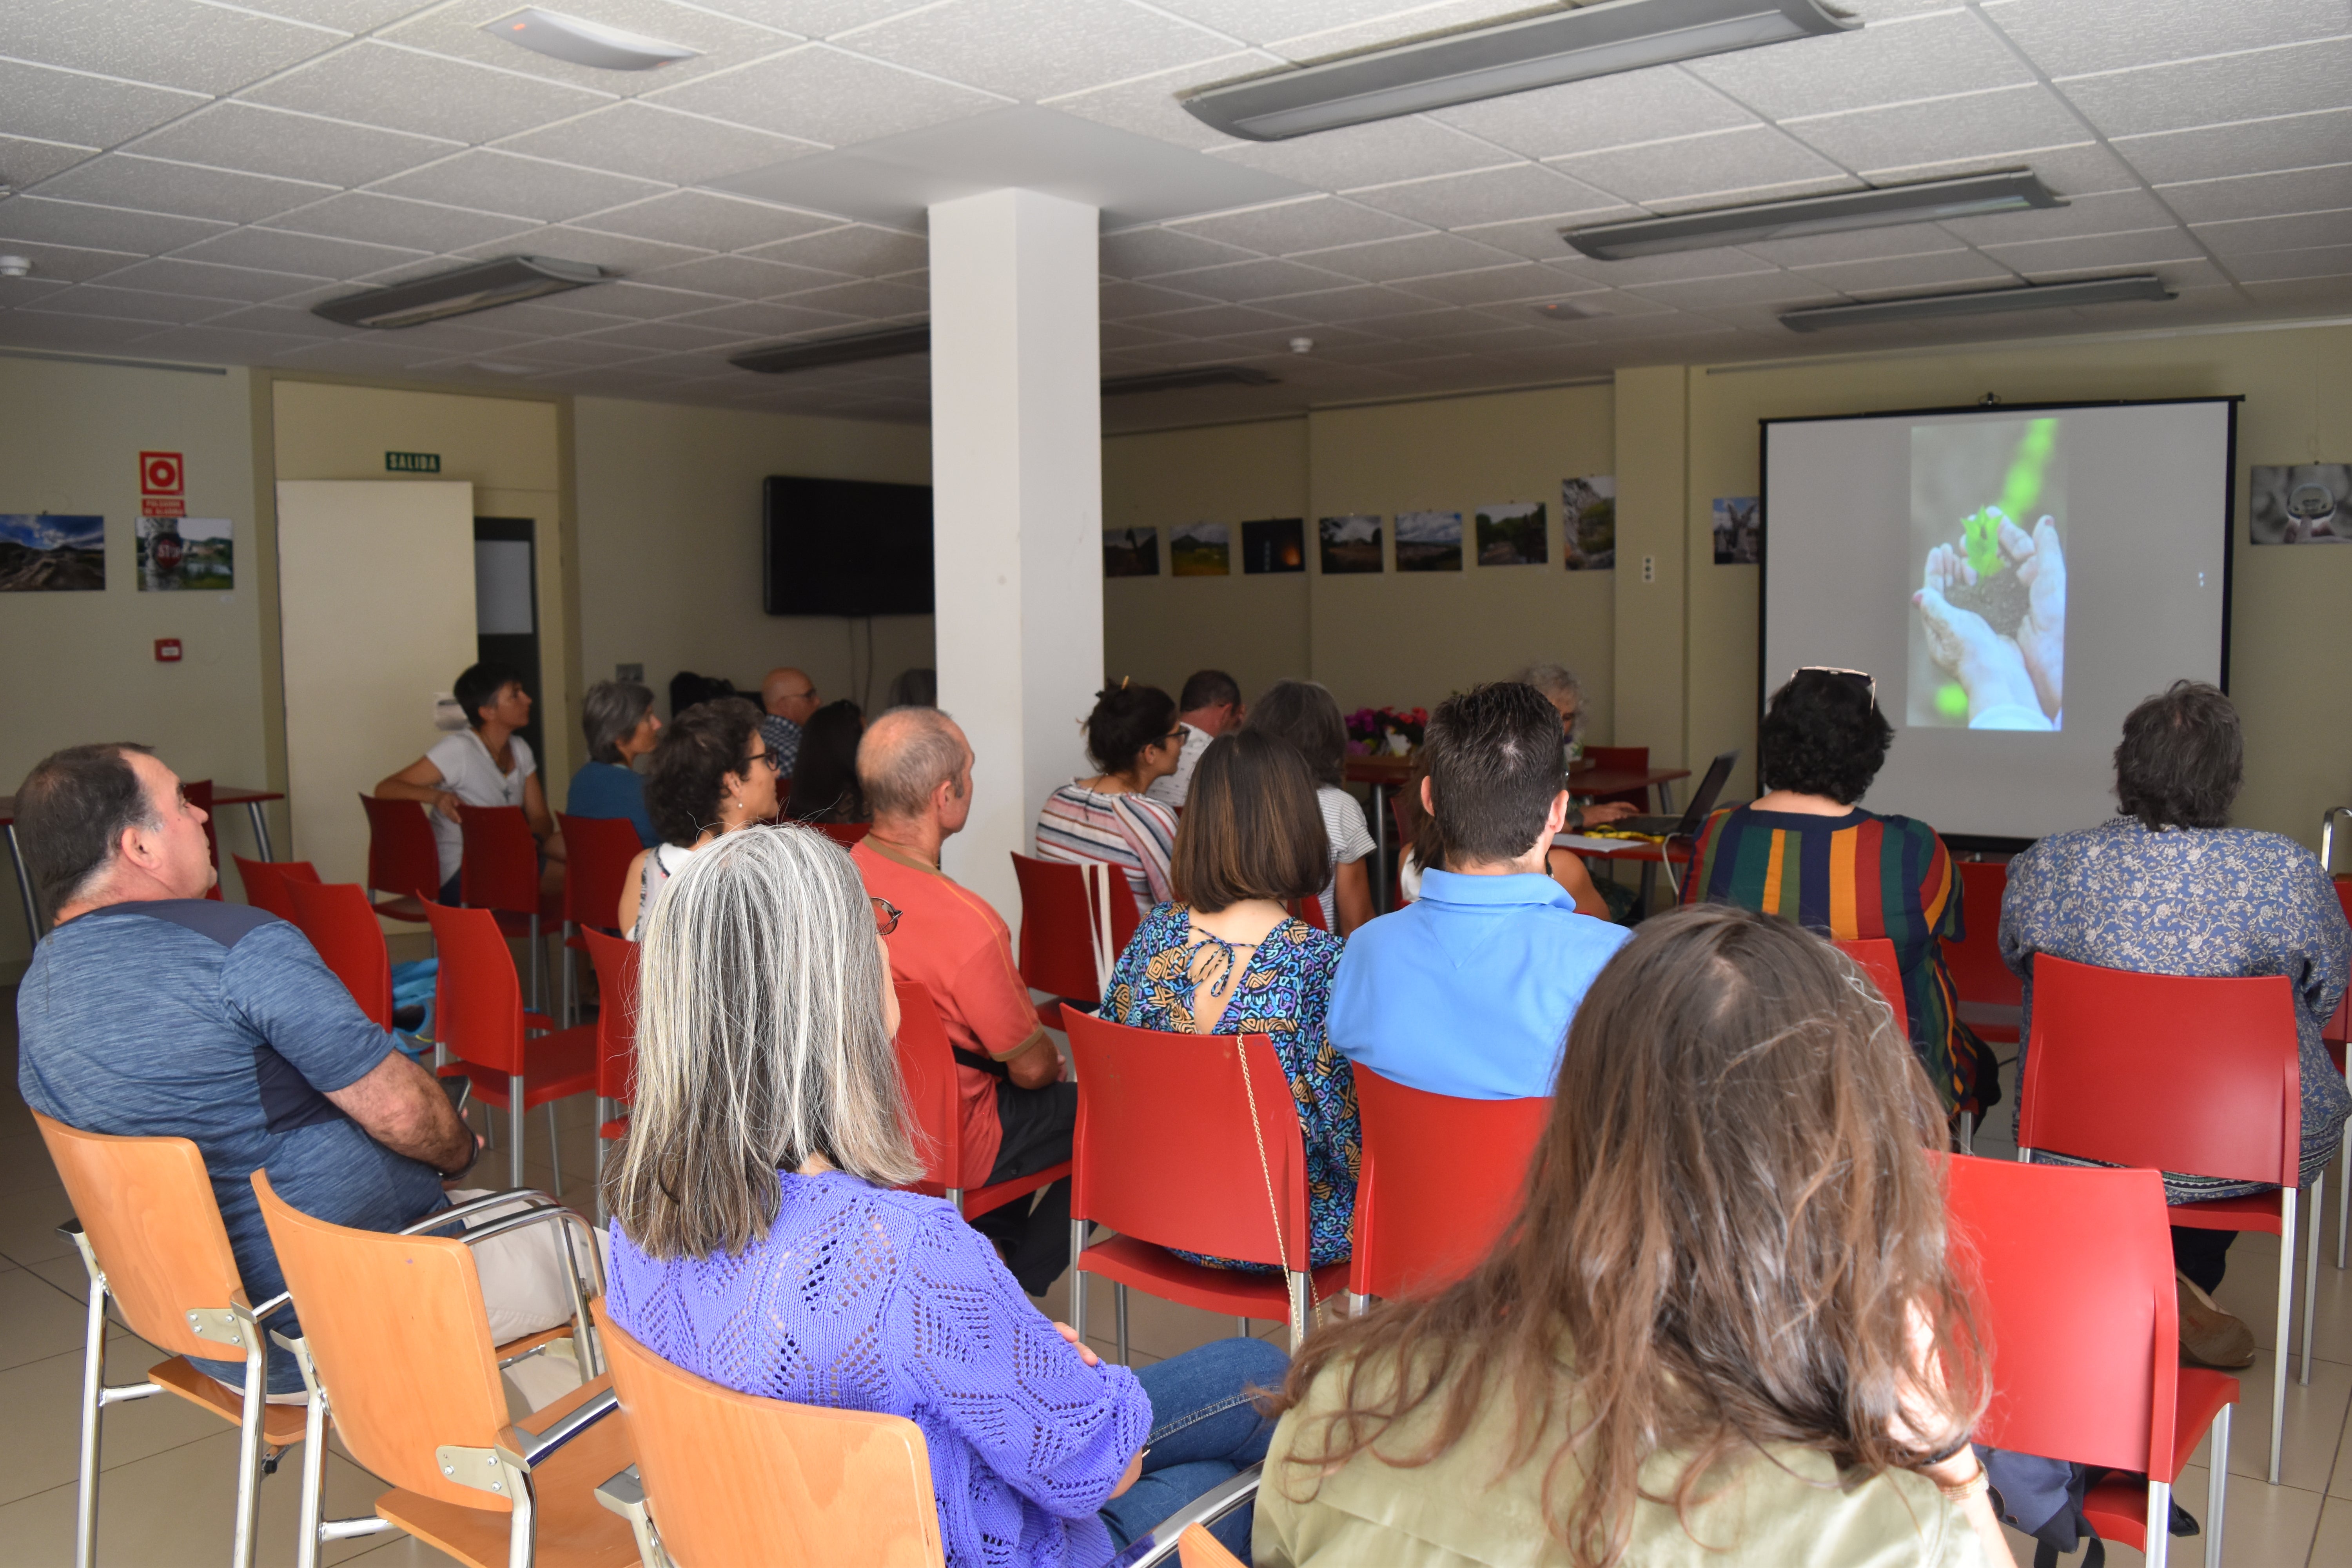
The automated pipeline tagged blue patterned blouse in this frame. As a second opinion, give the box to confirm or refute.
[1102,904,1358,1272]
[1999,817,2352,1200]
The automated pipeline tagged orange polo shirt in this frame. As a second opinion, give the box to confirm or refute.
[853,837,1041,1186]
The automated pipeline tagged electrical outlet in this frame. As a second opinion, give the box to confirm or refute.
[1642,554,1655,583]
[617,662,643,682]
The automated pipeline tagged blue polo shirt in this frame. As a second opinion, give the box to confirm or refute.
[1327,869,1632,1100]
[566,760,659,848]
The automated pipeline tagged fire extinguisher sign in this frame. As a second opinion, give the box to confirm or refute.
[140,450,186,518]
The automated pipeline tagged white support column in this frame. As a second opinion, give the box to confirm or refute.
[929,187,1103,920]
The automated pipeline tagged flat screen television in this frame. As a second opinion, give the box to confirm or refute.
[762,475,934,616]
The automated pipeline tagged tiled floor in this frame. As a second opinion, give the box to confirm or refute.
[0,997,2343,1565]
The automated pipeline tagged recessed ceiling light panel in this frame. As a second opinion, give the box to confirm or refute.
[1533,299,1604,320]
[1778,274,2174,332]
[1563,170,2063,260]
[1181,0,1856,142]
[312,256,608,329]
[486,8,699,71]
[731,324,933,375]
[1100,366,1278,397]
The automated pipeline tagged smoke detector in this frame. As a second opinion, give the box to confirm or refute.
[1289,336,1314,354]
[0,256,31,278]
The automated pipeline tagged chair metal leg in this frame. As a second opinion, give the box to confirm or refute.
[594,1100,610,1227]
[1115,1283,1129,1365]
[2205,1401,2230,1568]
[511,1075,528,1192]
[2145,1477,2171,1568]
[546,1102,564,1196]
[296,1382,330,1568]
[1069,1220,1089,1345]
[73,1274,106,1568]
[2337,1123,2348,1269]
[1957,1110,1975,1155]
[1347,1293,1371,1318]
[1285,1272,1311,1351]
[230,1326,268,1568]
[1236,1318,1249,1338]
[561,929,576,1028]
[2270,1190,2295,1485]
[2301,1172,2323,1386]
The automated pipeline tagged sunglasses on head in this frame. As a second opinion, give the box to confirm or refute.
[871,897,902,937]
[1792,666,1878,707]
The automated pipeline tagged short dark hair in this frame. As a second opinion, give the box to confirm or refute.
[16,743,158,911]
[785,700,868,825]
[1171,731,1330,913]
[1084,682,1177,777]
[1422,683,1564,866]
[644,697,763,847]
[2113,681,2241,830]
[1179,669,1241,713]
[455,661,524,730]
[1757,670,1892,804]
[1246,679,1347,788]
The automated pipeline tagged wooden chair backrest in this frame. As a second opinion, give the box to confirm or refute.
[1178,1523,1245,1567]
[34,1111,242,1360]
[251,1171,510,1509]
[594,1303,944,1567]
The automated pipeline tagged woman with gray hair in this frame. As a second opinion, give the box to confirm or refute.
[603,826,1289,1564]
[565,679,660,847]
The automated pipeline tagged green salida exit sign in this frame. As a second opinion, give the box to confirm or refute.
[385,451,441,474]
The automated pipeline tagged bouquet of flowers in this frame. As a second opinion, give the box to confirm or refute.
[1345,706,1428,756]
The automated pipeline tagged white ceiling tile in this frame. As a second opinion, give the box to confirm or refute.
[379,0,798,96]
[0,276,74,307]
[1427,66,1754,161]
[1863,140,2140,201]
[0,0,341,96]
[1146,256,1355,301]
[1627,269,1840,309]
[1365,306,1513,341]
[1298,231,1523,283]
[646,44,1004,147]
[197,302,370,338]
[1389,263,1593,307]
[458,223,710,272]
[0,310,177,349]
[670,299,864,336]
[34,154,333,223]
[1787,84,2089,175]
[1993,0,2351,81]
[0,196,228,254]
[477,332,662,364]
[369,151,669,222]
[2195,210,2352,257]
[1737,227,1969,267]
[494,102,821,186]
[121,323,326,362]
[571,189,833,250]
[264,191,539,249]
[1165,196,1421,254]
[637,253,852,297]
[1209,118,1515,192]
[1121,300,1300,337]
[2223,244,2352,284]
[1451,209,1643,262]
[0,240,155,285]
[1938,188,2177,246]
[1790,250,2020,295]
[2058,38,2352,142]
[2239,275,2352,310]
[2113,109,2352,187]
[0,59,209,150]
[1099,225,1258,276]
[176,225,428,278]
[2158,165,2352,226]
[2025,256,2230,292]
[1977,227,2206,274]
[1549,125,1850,207]
[1347,163,1623,229]
[245,41,613,142]
[127,102,459,188]
[98,256,325,300]
[740,223,928,273]
[273,336,470,373]
[1549,247,1779,288]
[368,318,542,353]
[1260,0,1569,62]
[434,299,635,335]
[1271,283,1461,323]
[771,276,927,316]
[1040,56,1263,152]
[1142,0,1441,47]
[840,0,1232,101]
[574,318,757,350]
[546,279,731,318]
[0,134,100,190]
[1689,11,2033,121]
[234,0,423,27]
[1098,279,1217,318]
[22,284,224,324]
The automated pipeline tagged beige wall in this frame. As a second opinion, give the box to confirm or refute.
[572,397,935,743]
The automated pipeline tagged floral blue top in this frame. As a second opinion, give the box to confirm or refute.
[1102,904,1358,1272]
[1999,817,2352,1201]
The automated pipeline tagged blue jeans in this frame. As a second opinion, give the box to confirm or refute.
[1100,1336,1289,1564]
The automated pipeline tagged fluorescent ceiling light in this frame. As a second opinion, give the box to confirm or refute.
[1778,274,2174,332]
[1181,0,1855,142]
[312,256,608,329]
[1564,170,2062,260]
[485,8,699,71]
[731,325,931,374]
[1101,366,1278,396]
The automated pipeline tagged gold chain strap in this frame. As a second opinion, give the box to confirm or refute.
[1238,1040,1286,1269]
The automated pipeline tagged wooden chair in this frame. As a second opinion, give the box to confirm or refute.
[577,927,641,1224]
[230,854,319,923]
[34,1111,313,1568]
[288,880,395,1029]
[594,1302,944,1566]
[892,978,1070,1221]
[250,1172,630,1568]
[555,814,642,1027]
[359,793,441,924]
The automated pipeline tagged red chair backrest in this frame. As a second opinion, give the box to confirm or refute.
[457,804,539,916]
[818,821,871,848]
[891,979,964,1196]
[1062,1009,1312,1270]
[1582,745,1646,771]
[1941,860,2021,1011]
[232,855,319,923]
[1285,895,1329,931]
[556,813,642,934]
[1945,1154,2177,1475]
[359,793,440,901]
[2019,955,2301,1185]
[1011,853,1140,1000]
[1349,1067,1547,1302]
[578,925,641,1102]
[1831,935,1909,1040]
[184,779,221,899]
[288,880,394,1029]
[418,901,527,1074]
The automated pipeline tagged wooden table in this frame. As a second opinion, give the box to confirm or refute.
[0,785,283,942]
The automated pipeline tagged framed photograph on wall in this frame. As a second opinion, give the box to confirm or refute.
[1241,517,1305,573]
[1475,501,1546,565]
[138,515,234,590]
[1103,526,1160,576]
[1171,521,1231,576]
[0,514,105,592]
[2250,463,2352,543]
[1562,477,1615,570]
[1319,514,1383,573]
[1713,495,1761,565]
[1395,510,1463,572]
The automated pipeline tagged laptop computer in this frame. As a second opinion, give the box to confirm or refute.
[1607,748,1739,839]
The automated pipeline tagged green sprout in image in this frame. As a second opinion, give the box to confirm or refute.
[1959,418,2058,579]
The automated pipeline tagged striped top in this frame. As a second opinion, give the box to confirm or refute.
[1034,782,1178,918]
[1682,804,1985,1116]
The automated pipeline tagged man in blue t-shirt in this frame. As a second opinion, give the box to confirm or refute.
[14,743,572,1396]
[1330,682,1632,1099]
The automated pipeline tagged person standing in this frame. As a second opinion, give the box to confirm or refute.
[757,667,819,780]
[376,661,564,902]
[1145,669,1245,809]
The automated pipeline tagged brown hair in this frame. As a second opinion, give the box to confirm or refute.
[2112,679,2241,830]
[1423,681,1564,866]
[1170,731,1330,913]
[1264,904,1980,1567]
[15,743,158,911]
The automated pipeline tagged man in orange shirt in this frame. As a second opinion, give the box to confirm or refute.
[853,706,1074,1294]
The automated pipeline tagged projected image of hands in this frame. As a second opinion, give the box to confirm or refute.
[1909,418,2067,731]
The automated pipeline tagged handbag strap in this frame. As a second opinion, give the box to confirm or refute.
[1237,1040,1288,1270]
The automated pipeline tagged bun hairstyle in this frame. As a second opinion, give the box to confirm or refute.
[1082,679,1177,777]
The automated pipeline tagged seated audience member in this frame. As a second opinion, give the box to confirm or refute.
[16,744,589,1401]
[1256,905,2012,1568]
[376,661,564,902]
[1517,661,1639,833]
[1103,731,1358,1270]
[619,697,777,940]
[1246,680,1375,935]
[1329,683,1631,1099]
[854,707,1075,1294]
[1146,668,1245,809]
[566,679,660,848]
[887,666,938,709]
[2001,681,2351,1368]
[1682,668,1990,1123]
[1035,682,1182,919]
[605,827,1287,1565]
[783,699,868,824]
[1394,744,1618,922]
[757,666,819,778]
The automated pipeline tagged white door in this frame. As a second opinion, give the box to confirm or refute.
[277,480,476,886]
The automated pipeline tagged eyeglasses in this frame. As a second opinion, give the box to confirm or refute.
[741,747,780,773]
[1792,666,1878,707]
[871,897,902,937]
[1158,729,1187,747]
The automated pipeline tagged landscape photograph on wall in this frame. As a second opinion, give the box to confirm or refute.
[1319,514,1383,573]
[1395,510,1463,572]
[0,514,105,592]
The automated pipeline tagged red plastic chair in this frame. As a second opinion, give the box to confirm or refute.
[2018,953,2312,1484]
[817,821,871,848]
[1947,1154,2237,1568]
[1283,895,1328,931]
[1942,860,2022,1045]
[1061,1009,1347,1361]
[1831,935,1910,1040]
[358,794,440,924]
[554,813,642,1025]
[1579,744,1651,811]
[577,926,640,1225]
[288,880,394,1031]
[892,978,1071,1223]
[457,804,564,1017]
[1012,853,1140,1031]
[231,854,319,924]
[1347,1067,1546,1312]
[419,901,598,1194]
[2325,876,2350,1271]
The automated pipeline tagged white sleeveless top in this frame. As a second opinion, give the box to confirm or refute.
[631,843,700,942]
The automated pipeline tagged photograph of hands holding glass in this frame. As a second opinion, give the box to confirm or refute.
[1908,417,2068,732]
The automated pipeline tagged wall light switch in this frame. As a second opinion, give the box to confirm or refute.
[1641,555,1655,583]
[154,638,183,662]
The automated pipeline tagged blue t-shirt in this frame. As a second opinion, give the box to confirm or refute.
[18,900,448,1391]
[1327,868,1632,1100]
[566,760,658,848]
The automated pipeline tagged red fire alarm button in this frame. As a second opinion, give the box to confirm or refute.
[154,639,183,662]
